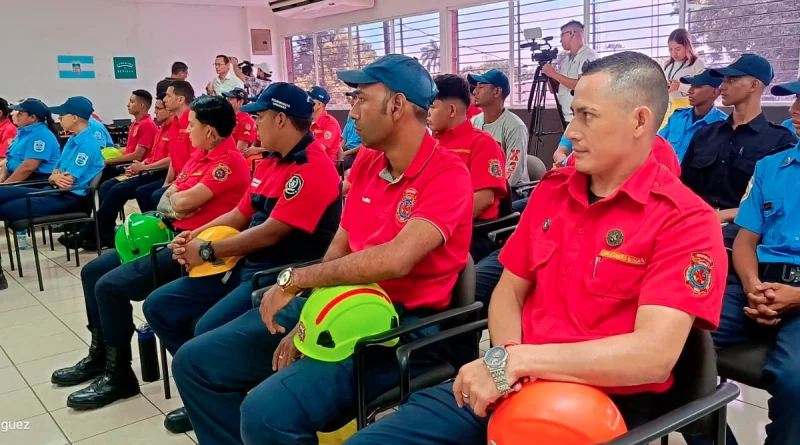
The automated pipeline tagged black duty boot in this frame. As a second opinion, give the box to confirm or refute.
[51,329,106,386]
[66,344,140,410]
[0,271,8,291]
[165,407,193,433]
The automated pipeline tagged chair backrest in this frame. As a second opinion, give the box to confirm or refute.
[440,255,478,367]
[449,254,476,312]
[81,171,105,213]
[527,156,547,182]
[498,182,513,217]
[650,327,719,435]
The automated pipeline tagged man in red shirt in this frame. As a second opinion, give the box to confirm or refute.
[99,90,158,182]
[166,55,473,445]
[429,74,508,260]
[309,86,343,162]
[222,88,257,152]
[52,96,250,411]
[346,52,728,445]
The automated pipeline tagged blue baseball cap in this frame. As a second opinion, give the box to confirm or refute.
[9,99,51,121]
[337,54,437,109]
[468,69,511,97]
[709,54,774,86]
[222,88,249,103]
[680,69,723,88]
[239,82,314,119]
[308,86,330,105]
[49,96,94,120]
[770,79,800,96]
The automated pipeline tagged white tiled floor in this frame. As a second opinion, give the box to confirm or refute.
[0,222,770,445]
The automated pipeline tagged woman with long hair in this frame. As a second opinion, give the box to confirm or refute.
[0,97,18,158]
[662,29,706,126]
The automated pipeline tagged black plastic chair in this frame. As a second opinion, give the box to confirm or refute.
[4,172,103,291]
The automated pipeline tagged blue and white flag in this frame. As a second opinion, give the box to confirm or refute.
[58,55,95,79]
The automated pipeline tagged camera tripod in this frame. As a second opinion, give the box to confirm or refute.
[526,65,566,158]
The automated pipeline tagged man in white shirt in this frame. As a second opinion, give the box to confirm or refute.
[542,20,597,124]
[468,69,529,194]
[207,55,244,96]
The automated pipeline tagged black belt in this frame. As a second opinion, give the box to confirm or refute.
[759,263,800,283]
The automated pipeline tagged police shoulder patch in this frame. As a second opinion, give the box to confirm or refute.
[284,174,304,200]
[684,252,714,296]
[132,127,139,138]
[396,188,418,223]
[33,140,46,153]
[740,177,754,203]
[212,163,232,182]
[75,153,89,167]
[488,159,502,178]
[245,123,251,131]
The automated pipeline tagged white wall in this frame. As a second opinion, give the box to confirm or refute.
[0,0,281,120]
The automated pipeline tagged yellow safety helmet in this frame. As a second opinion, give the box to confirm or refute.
[101,147,124,160]
[188,226,243,278]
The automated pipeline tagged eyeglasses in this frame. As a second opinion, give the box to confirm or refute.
[213,63,226,67]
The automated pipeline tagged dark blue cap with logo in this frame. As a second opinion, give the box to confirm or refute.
[337,54,438,109]
[680,69,723,88]
[467,69,511,97]
[49,96,95,120]
[9,99,51,121]
[709,54,774,86]
[308,86,330,105]
[239,82,314,119]
[222,88,249,103]
[770,79,800,96]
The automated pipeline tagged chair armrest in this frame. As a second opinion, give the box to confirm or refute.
[249,258,323,306]
[24,185,91,197]
[138,167,168,177]
[511,180,540,195]
[600,382,740,445]
[489,226,516,248]
[473,213,520,235]
[0,179,52,188]
[395,319,488,402]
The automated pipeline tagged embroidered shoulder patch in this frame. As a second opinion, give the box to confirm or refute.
[740,177,754,203]
[396,188,418,223]
[212,163,231,182]
[284,174,304,200]
[75,153,88,167]
[33,140,46,153]
[684,252,715,296]
[324,131,332,140]
[488,159,503,178]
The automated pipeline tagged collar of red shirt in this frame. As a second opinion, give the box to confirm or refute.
[565,152,660,206]
[265,133,314,164]
[314,110,331,124]
[378,132,437,182]
[435,120,475,146]
[179,108,190,127]
[196,137,236,161]
[135,114,153,125]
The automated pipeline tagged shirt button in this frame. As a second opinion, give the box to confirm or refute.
[721,160,725,164]
[653,182,659,187]
[795,237,799,241]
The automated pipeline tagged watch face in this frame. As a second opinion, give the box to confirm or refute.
[200,246,211,261]
[277,269,291,287]
[484,347,507,367]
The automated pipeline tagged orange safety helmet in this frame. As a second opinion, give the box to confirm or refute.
[188,226,243,278]
[487,381,627,445]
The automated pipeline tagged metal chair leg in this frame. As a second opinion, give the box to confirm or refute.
[65,228,71,263]
[160,342,171,399]
[74,237,81,267]
[5,226,14,271]
[93,215,102,258]
[41,227,47,246]
[715,406,728,445]
[30,226,44,292]
[49,226,55,251]
[12,231,23,278]
[661,435,669,445]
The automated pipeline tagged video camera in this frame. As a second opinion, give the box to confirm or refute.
[520,27,559,66]
[238,60,254,77]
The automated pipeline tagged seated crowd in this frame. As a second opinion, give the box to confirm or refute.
[0,31,798,445]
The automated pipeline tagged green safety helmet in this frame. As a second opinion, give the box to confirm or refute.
[101,147,123,160]
[294,284,399,362]
[114,212,173,264]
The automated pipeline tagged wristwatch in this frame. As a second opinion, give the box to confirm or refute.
[484,343,516,395]
[276,267,303,295]
[198,241,216,263]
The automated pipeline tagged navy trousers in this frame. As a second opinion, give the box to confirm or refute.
[0,186,81,221]
[80,248,182,347]
[88,172,166,238]
[686,273,800,445]
[134,181,165,213]
[172,299,440,445]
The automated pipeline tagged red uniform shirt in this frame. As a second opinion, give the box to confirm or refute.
[499,154,726,395]
[466,103,482,121]
[169,109,194,176]
[233,111,257,146]
[567,135,681,176]
[144,119,174,165]
[311,110,343,162]
[0,118,18,158]
[343,133,473,310]
[125,115,158,159]
[435,121,508,220]
[171,137,249,231]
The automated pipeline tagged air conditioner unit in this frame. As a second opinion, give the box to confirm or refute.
[269,0,374,19]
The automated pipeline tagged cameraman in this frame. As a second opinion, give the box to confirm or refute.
[541,20,597,124]
[229,57,271,98]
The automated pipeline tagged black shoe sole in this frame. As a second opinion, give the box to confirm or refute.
[66,387,141,410]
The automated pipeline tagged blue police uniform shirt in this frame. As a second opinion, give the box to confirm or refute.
[735,143,800,265]
[781,117,795,134]
[341,117,362,150]
[658,106,728,162]
[87,117,114,148]
[680,113,797,210]
[56,127,105,195]
[558,134,573,166]
[5,122,60,175]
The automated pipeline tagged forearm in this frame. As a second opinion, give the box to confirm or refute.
[322,230,352,263]
[487,279,524,346]
[165,164,176,185]
[552,72,578,90]
[6,166,35,183]
[472,190,494,219]
[237,141,250,153]
[292,241,410,289]
[718,208,738,223]
[0,167,8,183]
[143,158,170,171]
[733,235,761,288]
[189,210,250,239]
[343,146,361,157]
[209,218,287,258]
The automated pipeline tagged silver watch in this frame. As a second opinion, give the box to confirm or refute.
[484,346,512,395]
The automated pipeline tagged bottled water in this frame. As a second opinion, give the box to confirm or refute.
[16,231,30,251]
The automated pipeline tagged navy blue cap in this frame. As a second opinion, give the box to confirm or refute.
[770,80,800,96]
[468,69,511,97]
[9,99,50,120]
[239,82,314,119]
[308,86,330,105]
[680,69,723,88]
[337,54,437,110]
[222,88,249,103]
[710,54,774,86]
[49,96,94,120]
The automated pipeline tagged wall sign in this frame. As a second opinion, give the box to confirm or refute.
[58,55,95,79]
[113,57,138,80]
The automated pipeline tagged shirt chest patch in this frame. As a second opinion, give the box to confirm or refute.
[396,188,417,223]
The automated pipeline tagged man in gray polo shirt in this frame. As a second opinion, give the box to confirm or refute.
[542,20,597,124]
[469,69,528,194]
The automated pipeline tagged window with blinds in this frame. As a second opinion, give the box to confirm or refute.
[315,28,352,105]
[588,0,678,63]
[394,12,442,75]
[455,2,512,80]
[687,0,800,101]
[286,34,315,92]
[352,21,389,70]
